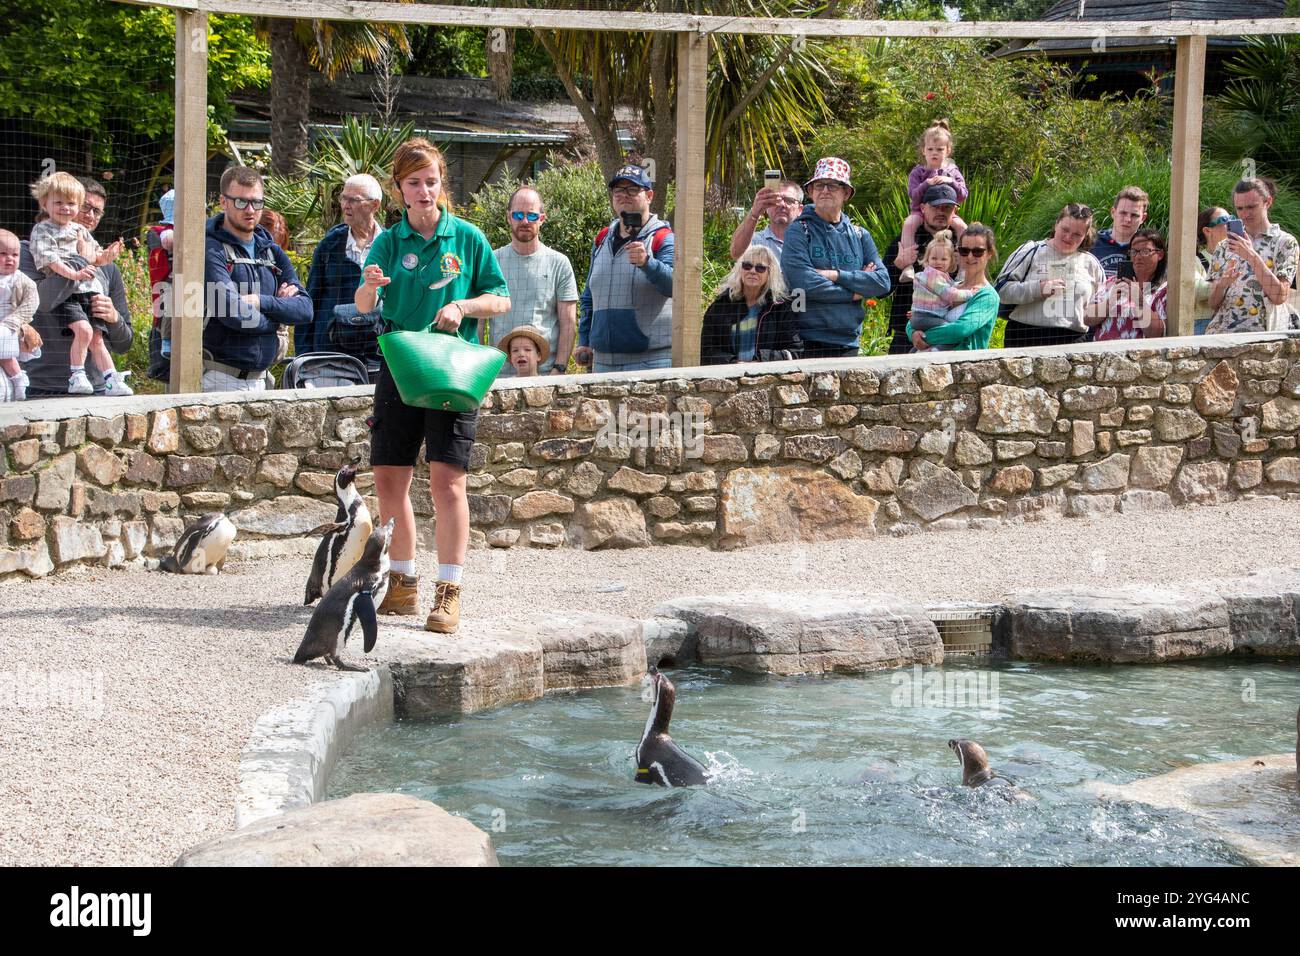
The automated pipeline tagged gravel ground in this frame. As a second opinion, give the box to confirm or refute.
[2,496,1298,866]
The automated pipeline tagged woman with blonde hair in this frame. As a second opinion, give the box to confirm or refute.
[700,243,800,364]
[355,137,511,634]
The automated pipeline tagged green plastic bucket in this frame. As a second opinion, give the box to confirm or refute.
[377,328,505,412]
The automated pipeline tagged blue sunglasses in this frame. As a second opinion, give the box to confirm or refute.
[510,211,541,222]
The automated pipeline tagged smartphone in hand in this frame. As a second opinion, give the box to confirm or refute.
[1226,217,1246,238]
[764,169,781,192]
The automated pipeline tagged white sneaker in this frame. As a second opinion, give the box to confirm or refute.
[8,376,25,402]
[103,371,134,396]
[68,370,93,395]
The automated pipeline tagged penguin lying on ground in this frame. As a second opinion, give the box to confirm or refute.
[294,519,394,672]
[157,513,236,574]
[304,463,373,605]
[635,667,710,787]
[947,738,1033,800]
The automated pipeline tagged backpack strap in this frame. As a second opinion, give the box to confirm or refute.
[995,240,1044,292]
[649,224,670,254]
[596,226,610,247]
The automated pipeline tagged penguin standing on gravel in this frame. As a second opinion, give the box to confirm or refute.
[304,463,372,605]
[157,513,237,574]
[294,518,394,671]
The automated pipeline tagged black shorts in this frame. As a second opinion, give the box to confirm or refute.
[369,360,478,470]
[54,293,109,333]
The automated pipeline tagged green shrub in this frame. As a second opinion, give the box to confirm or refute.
[467,161,614,289]
[808,39,1164,220]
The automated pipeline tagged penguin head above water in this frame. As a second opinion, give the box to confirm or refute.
[948,738,996,786]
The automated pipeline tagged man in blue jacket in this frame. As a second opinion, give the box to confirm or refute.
[202,165,312,391]
[781,157,891,358]
[574,164,674,373]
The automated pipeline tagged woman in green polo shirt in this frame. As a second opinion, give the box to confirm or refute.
[356,137,510,635]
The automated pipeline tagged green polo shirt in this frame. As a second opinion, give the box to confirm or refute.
[361,209,509,340]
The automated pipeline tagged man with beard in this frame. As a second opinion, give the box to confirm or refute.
[729,178,804,262]
[882,183,960,354]
[489,185,578,374]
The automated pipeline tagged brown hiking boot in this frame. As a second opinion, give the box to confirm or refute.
[379,573,419,616]
[424,581,462,634]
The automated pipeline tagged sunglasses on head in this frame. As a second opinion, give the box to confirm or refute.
[956,246,986,257]
[740,261,769,273]
[510,211,541,222]
[223,194,266,211]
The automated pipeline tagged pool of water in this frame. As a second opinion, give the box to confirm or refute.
[327,660,1299,866]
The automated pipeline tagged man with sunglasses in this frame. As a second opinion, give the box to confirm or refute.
[882,182,960,354]
[575,164,675,372]
[202,165,312,391]
[489,186,578,374]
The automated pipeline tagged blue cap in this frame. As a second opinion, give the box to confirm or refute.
[607,164,653,191]
[159,188,175,225]
[922,183,959,207]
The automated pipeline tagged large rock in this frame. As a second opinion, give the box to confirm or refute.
[230,496,336,536]
[713,389,771,428]
[1001,586,1232,662]
[976,385,1059,435]
[719,466,878,549]
[1130,445,1184,490]
[1079,453,1131,492]
[274,401,328,448]
[896,464,977,521]
[1261,396,1300,433]
[509,490,575,520]
[176,793,497,867]
[49,515,107,564]
[34,453,76,512]
[1207,567,1300,656]
[1091,755,1299,867]
[381,626,544,717]
[651,591,942,675]
[1194,361,1239,416]
[571,497,649,549]
[1154,407,1207,442]
[1176,461,1230,503]
[532,613,646,690]
[147,408,179,454]
[0,540,53,578]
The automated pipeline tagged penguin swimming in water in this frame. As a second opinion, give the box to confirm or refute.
[635,667,709,787]
[157,513,237,574]
[294,518,394,671]
[947,738,1032,799]
[304,463,373,605]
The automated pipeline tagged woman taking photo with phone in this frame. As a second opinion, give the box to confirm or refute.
[1206,177,1299,334]
[355,137,511,634]
[1083,228,1167,341]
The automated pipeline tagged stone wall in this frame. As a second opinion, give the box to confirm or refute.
[2,333,1299,579]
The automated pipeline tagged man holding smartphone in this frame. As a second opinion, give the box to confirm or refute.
[1206,177,1298,334]
[729,171,804,261]
[575,164,675,372]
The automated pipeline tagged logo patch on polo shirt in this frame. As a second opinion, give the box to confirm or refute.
[428,252,464,289]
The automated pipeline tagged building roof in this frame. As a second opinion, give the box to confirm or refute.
[996,0,1289,56]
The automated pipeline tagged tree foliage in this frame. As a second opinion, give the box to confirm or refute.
[806,38,1164,218]
[0,0,268,157]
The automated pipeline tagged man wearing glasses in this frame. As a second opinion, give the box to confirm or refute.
[729,179,804,261]
[304,173,386,357]
[20,177,136,398]
[202,165,312,391]
[488,185,578,374]
[574,164,675,372]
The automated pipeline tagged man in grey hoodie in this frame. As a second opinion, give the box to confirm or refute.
[575,164,675,373]
[781,157,891,358]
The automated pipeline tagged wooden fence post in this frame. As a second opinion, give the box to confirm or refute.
[1168,34,1207,338]
[171,9,208,394]
[672,29,707,368]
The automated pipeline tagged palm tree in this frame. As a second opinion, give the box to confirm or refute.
[261,16,413,176]
[533,0,841,212]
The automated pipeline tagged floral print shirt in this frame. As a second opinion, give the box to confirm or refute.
[1088,276,1167,341]
[1205,223,1299,333]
